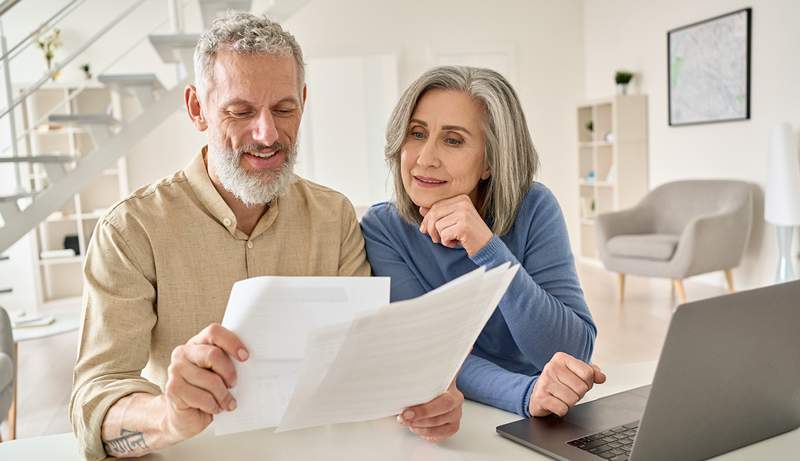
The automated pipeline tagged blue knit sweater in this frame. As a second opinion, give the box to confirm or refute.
[360,183,596,416]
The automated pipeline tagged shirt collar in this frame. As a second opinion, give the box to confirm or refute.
[184,146,282,240]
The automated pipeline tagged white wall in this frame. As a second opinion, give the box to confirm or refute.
[583,0,800,289]
[285,0,586,234]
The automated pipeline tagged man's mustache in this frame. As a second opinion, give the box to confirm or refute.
[232,143,287,155]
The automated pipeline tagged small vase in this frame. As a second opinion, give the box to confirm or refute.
[45,57,60,81]
[616,83,628,95]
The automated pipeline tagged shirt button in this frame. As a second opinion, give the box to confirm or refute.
[223,218,232,227]
[247,241,253,249]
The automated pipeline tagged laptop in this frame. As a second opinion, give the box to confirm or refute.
[496,280,800,461]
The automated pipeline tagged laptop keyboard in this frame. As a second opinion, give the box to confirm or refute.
[567,421,639,460]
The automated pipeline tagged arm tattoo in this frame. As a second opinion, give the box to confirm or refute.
[103,428,148,455]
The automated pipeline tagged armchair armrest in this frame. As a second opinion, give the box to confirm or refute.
[0,353,12,389]
[595,206,652,242]
[671,208,752,277]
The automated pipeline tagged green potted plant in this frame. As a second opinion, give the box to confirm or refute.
[615,70,634,95]
[81,63,92,80]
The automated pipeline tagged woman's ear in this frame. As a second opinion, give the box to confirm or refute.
[481,165,491,180]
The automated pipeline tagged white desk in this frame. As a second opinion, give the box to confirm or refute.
[0,361,797,460]
[7,308,81,440]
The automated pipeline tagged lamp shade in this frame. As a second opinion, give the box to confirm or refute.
[765,123,800,226]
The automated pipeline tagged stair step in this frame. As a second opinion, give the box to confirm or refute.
[0,191,36,202]
[48,113,118,126]
[98,73,164,90]
[198,0,253,28]
[148,34,200,64]
[0,155,76,164]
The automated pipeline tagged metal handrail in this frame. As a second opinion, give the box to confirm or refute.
[0,0,20,17]
[0,0,147,121]
[0,0,86,63]
[0,0,184,157]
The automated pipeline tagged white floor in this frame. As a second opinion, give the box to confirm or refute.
[1,262,732,440]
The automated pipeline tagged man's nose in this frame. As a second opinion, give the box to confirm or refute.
[252,111,279,146]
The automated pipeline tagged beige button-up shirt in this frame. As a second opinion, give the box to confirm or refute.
[69,149,370,460]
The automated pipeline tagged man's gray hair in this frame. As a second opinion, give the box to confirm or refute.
[385,66,540,236]
[194,12,305,99]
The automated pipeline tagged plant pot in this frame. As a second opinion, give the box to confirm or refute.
[616,83,628,95]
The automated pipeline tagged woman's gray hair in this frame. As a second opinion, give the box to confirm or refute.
[193,12,305,99]
[385,66,539,236]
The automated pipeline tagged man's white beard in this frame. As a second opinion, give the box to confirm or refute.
[208,139,297,207]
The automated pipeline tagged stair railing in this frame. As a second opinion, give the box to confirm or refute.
[1,1,188,160]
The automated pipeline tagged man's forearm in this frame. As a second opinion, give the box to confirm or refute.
[101,393,177,458]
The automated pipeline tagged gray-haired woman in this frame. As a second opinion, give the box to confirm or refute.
[360,66,605,441]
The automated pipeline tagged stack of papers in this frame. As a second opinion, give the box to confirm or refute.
[214,263,519,435]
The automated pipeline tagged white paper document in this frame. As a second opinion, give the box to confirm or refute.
[213,276,390,435]
[214,264,519,435]
[276,263,519,432]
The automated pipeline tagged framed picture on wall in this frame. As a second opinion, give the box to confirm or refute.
[667,8,751,126]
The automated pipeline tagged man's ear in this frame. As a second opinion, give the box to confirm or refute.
[185,84,208,131]
[301,83,308,109]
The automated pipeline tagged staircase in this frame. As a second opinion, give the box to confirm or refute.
[0,0,310,254]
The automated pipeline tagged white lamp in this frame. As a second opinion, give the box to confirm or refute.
[765,123,800,282]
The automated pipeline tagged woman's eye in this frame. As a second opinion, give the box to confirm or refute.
[444,137,463,146]
[409,131,425,140]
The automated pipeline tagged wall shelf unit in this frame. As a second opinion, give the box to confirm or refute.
[19,83,131,306]
[577,95,649,260]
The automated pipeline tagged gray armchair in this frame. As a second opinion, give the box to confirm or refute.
[0,306,13,442]
[596,180,754,303]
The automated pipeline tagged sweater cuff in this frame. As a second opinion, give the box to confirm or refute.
[470,235,518,268]
[522,375,538,417]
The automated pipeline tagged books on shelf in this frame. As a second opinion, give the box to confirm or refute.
[11,313,56,329]
[40,249,76,259]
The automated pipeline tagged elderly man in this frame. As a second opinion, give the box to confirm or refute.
[69,13,462,461]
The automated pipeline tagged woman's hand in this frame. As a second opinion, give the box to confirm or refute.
[529,352,606,417]
[419,195,493,257]
[397,380,464,442]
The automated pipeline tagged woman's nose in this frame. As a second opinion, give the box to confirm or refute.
[416,139,440,167]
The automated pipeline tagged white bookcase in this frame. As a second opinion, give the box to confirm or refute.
[18,84,130,307]
[576,95,649,260]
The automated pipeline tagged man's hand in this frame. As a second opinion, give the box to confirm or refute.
[162,323,249,440]
[397,381,464,442]
[419,194,493,257]
[529,352,606,417]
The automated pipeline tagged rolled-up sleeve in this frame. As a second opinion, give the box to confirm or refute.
[69,216,162,461]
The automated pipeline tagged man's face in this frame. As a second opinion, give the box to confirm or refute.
[199,50,305,207]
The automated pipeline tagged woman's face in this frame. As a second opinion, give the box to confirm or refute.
[400,89,489,210]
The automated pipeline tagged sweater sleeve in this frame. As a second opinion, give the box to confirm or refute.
[362,206,542,417]
[360,208,428,301]
[457,353,538,416]
[470,190,597,371]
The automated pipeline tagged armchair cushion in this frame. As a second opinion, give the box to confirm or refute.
[607,233,680,261]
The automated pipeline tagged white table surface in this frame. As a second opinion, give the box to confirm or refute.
[11,308,81,342]
[0,361,797,460]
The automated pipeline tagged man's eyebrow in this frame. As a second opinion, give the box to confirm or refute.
[218,96,301,108]
[274,96,301,106]
[219,97,253,108]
